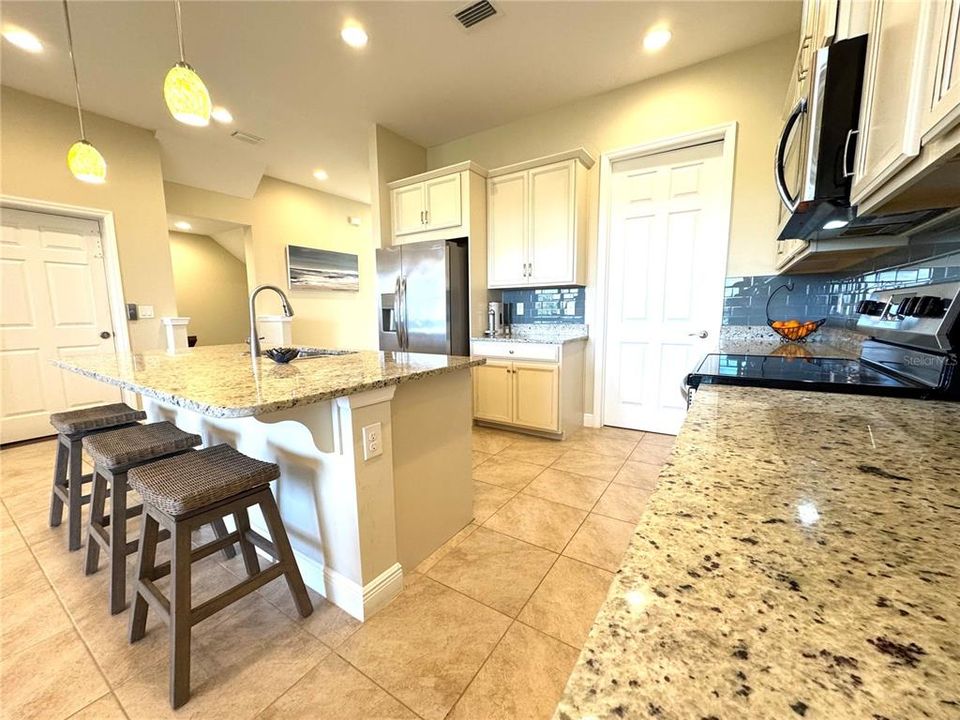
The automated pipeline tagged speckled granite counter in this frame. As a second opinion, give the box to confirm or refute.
[471,334,589,345]
[556,385,960,720]
[54,344,483,418]
[472,323,588,345]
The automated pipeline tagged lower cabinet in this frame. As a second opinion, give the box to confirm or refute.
[472,340,584,437]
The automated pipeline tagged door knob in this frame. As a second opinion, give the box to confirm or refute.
[99,331,112,339]
[688,330,708,339]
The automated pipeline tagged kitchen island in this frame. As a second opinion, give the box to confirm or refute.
[55,344,484,620]
[557,385,960,719]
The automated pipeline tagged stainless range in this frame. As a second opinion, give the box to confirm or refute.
[685,281,960,401]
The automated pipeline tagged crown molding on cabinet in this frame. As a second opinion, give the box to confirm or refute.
[387,160,488,189]
[487,147,597,178]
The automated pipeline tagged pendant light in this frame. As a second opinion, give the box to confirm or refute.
[62,0,106,184]
[163,0,211,127]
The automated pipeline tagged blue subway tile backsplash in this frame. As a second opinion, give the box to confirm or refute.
[501,287,585,324]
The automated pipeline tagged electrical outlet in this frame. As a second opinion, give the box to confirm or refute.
[516,302,524,315]
[139,305,155,319]
[361,422,383,460]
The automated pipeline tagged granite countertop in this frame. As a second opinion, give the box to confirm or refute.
[471,334,589,345]
[557,385,960,720]
[54,344,484,418]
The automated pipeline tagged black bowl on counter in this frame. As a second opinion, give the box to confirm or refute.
[264,347,301,364]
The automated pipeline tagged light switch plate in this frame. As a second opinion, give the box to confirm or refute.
[139,305,155,319]
[361,422,383,460]
[516,302,524,315]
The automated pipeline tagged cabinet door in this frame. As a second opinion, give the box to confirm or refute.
[487,172,528,288]
[527,161,576,285]
[473,360,513,424]
[393,183,425,239]
[923,0,960,142]
[851,0,929,204]
[424,174,462,231]
[512,362,559,432]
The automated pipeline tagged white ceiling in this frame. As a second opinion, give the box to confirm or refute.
[1,1,800,203]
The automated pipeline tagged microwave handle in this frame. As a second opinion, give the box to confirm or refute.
[842,129,859,179]
[774,97,807,212]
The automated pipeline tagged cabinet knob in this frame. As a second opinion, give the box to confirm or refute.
[508,349,514,354]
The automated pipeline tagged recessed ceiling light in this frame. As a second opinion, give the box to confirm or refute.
[174,220,192,231]
[822,219,850,230]
[2,26,43,53]
[211,106,233,124]
[643,27,672,53]
[340,22,368,49]
[313,169,329,181]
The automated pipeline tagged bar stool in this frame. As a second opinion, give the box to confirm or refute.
[83,421,237,614]
[127,444,312,708]
[49,403,147,551]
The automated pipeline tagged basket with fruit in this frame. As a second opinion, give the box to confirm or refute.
[765,282,826,343]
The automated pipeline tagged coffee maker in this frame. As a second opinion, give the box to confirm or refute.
[486,301,503,337]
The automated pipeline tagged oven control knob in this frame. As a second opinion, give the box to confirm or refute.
[856,300,883,316]
[899,297,920,317]
[915,296,945,318]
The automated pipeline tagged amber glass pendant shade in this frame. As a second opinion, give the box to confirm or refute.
[67,140,107,184]
[164,61,211,126]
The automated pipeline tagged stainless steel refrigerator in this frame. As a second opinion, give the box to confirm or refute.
[376,239,469,355]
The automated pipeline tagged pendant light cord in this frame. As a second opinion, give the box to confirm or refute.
[62,0,85,140]
[174,0,186,62]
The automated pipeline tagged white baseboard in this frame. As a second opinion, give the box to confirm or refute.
[583,413,601,428]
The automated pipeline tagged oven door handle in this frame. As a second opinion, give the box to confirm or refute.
[775,97,807,212]
[842,129,859,179]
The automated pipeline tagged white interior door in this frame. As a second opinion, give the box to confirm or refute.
[602,142,727,435]
[1,208,120,443]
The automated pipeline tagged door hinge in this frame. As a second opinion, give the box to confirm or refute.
[93,237,104,258]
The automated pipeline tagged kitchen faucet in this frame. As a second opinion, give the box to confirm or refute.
[248,284,294,357]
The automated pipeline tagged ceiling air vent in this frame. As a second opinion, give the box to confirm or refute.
[454,0,497,29]
[230,130,264,145]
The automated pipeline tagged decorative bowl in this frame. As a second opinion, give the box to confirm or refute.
[264,347,301,364]
[767,318,826,343]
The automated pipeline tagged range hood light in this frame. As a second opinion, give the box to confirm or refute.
[822,219,850,230]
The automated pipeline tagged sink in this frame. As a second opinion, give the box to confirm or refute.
[272,347,356,359]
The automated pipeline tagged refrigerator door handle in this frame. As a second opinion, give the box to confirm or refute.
[393,275,403,348]
[400,277,408,350]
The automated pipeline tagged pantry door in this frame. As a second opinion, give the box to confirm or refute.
[602,139,729,435]
[1,208,120,443]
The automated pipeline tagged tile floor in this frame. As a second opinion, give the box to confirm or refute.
[0,424,671,720]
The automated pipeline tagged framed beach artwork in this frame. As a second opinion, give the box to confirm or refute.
[286,245,359,291]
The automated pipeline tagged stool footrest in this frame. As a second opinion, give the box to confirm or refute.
[192,563,284,626]
[150,531,241,580]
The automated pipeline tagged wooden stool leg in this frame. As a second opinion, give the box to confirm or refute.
[108,470,129,614]
[260,492,312,618]
[49,437,68,528]
[129,511,159,644]
[67,439,84,551]
[210,517,237,560]
[169,521,193,709]
[84,469,108,575]
[233,508,260,577]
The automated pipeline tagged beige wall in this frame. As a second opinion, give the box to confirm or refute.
[427,35,795,278]
[164,178,376,349]
[0,87,177,351]
[168,231,249,345]
[368,125,427,248]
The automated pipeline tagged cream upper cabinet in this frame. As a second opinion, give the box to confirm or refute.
[486,149,593,289]
[487,173,527,287]
[922,0,960,143]
[851,0,930,206]
[388,165,482,245]
[393,184,426,237]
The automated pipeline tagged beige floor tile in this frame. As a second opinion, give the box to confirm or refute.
[593,482,652,523]
[562,513,637,572]
[0,581,73,658]
[0,504,26,556]
[471,427,519,455]
[612,460,661,490]
[551,450,624,481]
[259,653,416,719]
[472,481,516,524]
[415,522,480,574]
[472,455,544,491]
[115,596,329,720]
[0,440,56,499]
[447,622,579,720]
[558,434,639,460]
[339,576,511,720]
[521,467,609,511]
[640,432,677,446]
[497,438,566,467]
[67,693,127,720]
[427,527,556,616]
[629,440,674,465]
[483,494,586,553]
[0,628,109,720]
[572,426,645,442]
[0,546,47,599]
[518,556,613,648]
[471,450,492,468]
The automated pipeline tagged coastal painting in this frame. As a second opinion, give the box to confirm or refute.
[286,245,359,291]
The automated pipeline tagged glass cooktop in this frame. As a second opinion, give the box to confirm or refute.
[686,353,927,396]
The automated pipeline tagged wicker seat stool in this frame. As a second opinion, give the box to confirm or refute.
[127,444,313,709]
[49,403,147,551]
[83,421,237,614]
